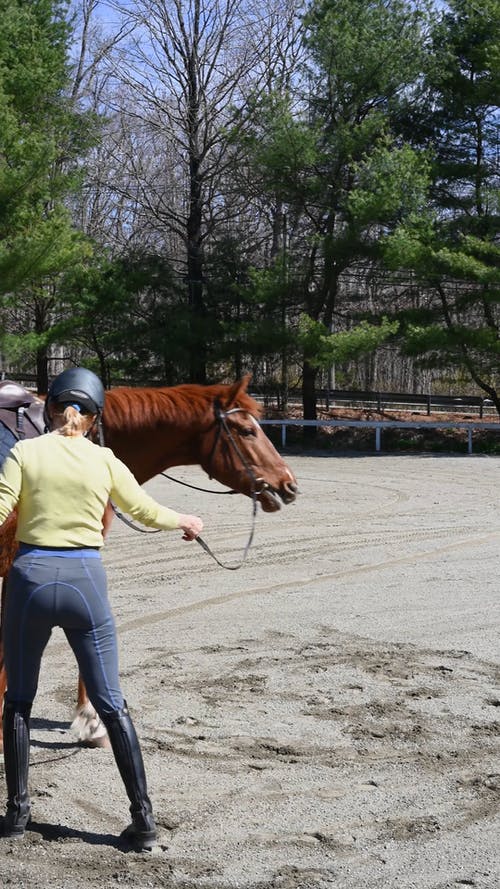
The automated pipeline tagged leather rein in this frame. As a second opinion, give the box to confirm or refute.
[109,399,263,571]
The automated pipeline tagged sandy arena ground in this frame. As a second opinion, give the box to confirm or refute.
[0,452,499,889]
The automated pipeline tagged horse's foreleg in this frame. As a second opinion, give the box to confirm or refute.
[0,516,22,752]
[0,577,7,751]
[70,675,110,748]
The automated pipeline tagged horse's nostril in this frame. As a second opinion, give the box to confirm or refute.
[280,481,298,502]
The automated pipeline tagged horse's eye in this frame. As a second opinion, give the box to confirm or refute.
[239,426,256,437]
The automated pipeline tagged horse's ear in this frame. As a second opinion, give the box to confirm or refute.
[224,373,252,408]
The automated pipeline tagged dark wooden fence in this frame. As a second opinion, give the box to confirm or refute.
[316,389,492,416]
[253,387,494,417]
[2,372,495,418]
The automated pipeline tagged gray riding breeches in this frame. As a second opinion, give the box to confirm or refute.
[3,546,125,715]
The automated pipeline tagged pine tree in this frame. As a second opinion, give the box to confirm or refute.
[240,0,428,419]
[385,0,500,409]
[0,0,93,390]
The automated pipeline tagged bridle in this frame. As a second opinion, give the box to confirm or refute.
[205,399,263,489]
[110,399,267,570]
[161,400,256,495]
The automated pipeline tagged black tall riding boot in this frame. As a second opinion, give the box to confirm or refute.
[100,703,157,851]
[2,700,32,839]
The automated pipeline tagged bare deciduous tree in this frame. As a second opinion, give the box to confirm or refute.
[89,0,305,379]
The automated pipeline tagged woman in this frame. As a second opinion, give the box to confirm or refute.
[0,367,203,848]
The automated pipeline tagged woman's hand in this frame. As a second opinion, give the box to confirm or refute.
[178,514,204,541]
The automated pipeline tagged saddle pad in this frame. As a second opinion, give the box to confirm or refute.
[0,423,17,473]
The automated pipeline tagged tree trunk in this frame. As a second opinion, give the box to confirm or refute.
[36,349,49,396]
[34,299,49,394]
[186,3,207,384]
[187,149,206,382]
[302,359,318,445]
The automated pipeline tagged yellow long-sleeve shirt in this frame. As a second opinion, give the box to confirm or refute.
[0,433,181,548]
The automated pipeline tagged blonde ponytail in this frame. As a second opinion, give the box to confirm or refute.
[53,405,95,437]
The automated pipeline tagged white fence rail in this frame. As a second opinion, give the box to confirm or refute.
[260,418,500,454]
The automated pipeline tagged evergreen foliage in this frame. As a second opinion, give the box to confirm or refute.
[0,0,94,389]
[0,0,499,414]
[384,0,500,408]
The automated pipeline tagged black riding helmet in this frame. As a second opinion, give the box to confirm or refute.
[44,367,105,429]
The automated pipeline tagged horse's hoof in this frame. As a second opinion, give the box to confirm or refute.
[79,734,111,749]
[71,708,110,748]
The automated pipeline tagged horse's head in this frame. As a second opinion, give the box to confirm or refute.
[102,377,298,512]
[201,376,298,512]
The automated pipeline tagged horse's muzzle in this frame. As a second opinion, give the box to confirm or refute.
[257,480,298,512]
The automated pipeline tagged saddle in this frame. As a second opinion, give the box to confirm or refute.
[0,380,45,441]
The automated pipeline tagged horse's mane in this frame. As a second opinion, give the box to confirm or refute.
[103,380,261,434]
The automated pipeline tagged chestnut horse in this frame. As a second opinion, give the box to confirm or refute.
[0,376,297,749]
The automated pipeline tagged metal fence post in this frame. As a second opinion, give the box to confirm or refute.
[258,417,499,454]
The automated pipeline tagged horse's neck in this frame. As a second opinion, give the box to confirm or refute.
[103,417,204,485]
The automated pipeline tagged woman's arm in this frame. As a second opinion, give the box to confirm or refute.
[108,452,202,537]
[0,449,22,524]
